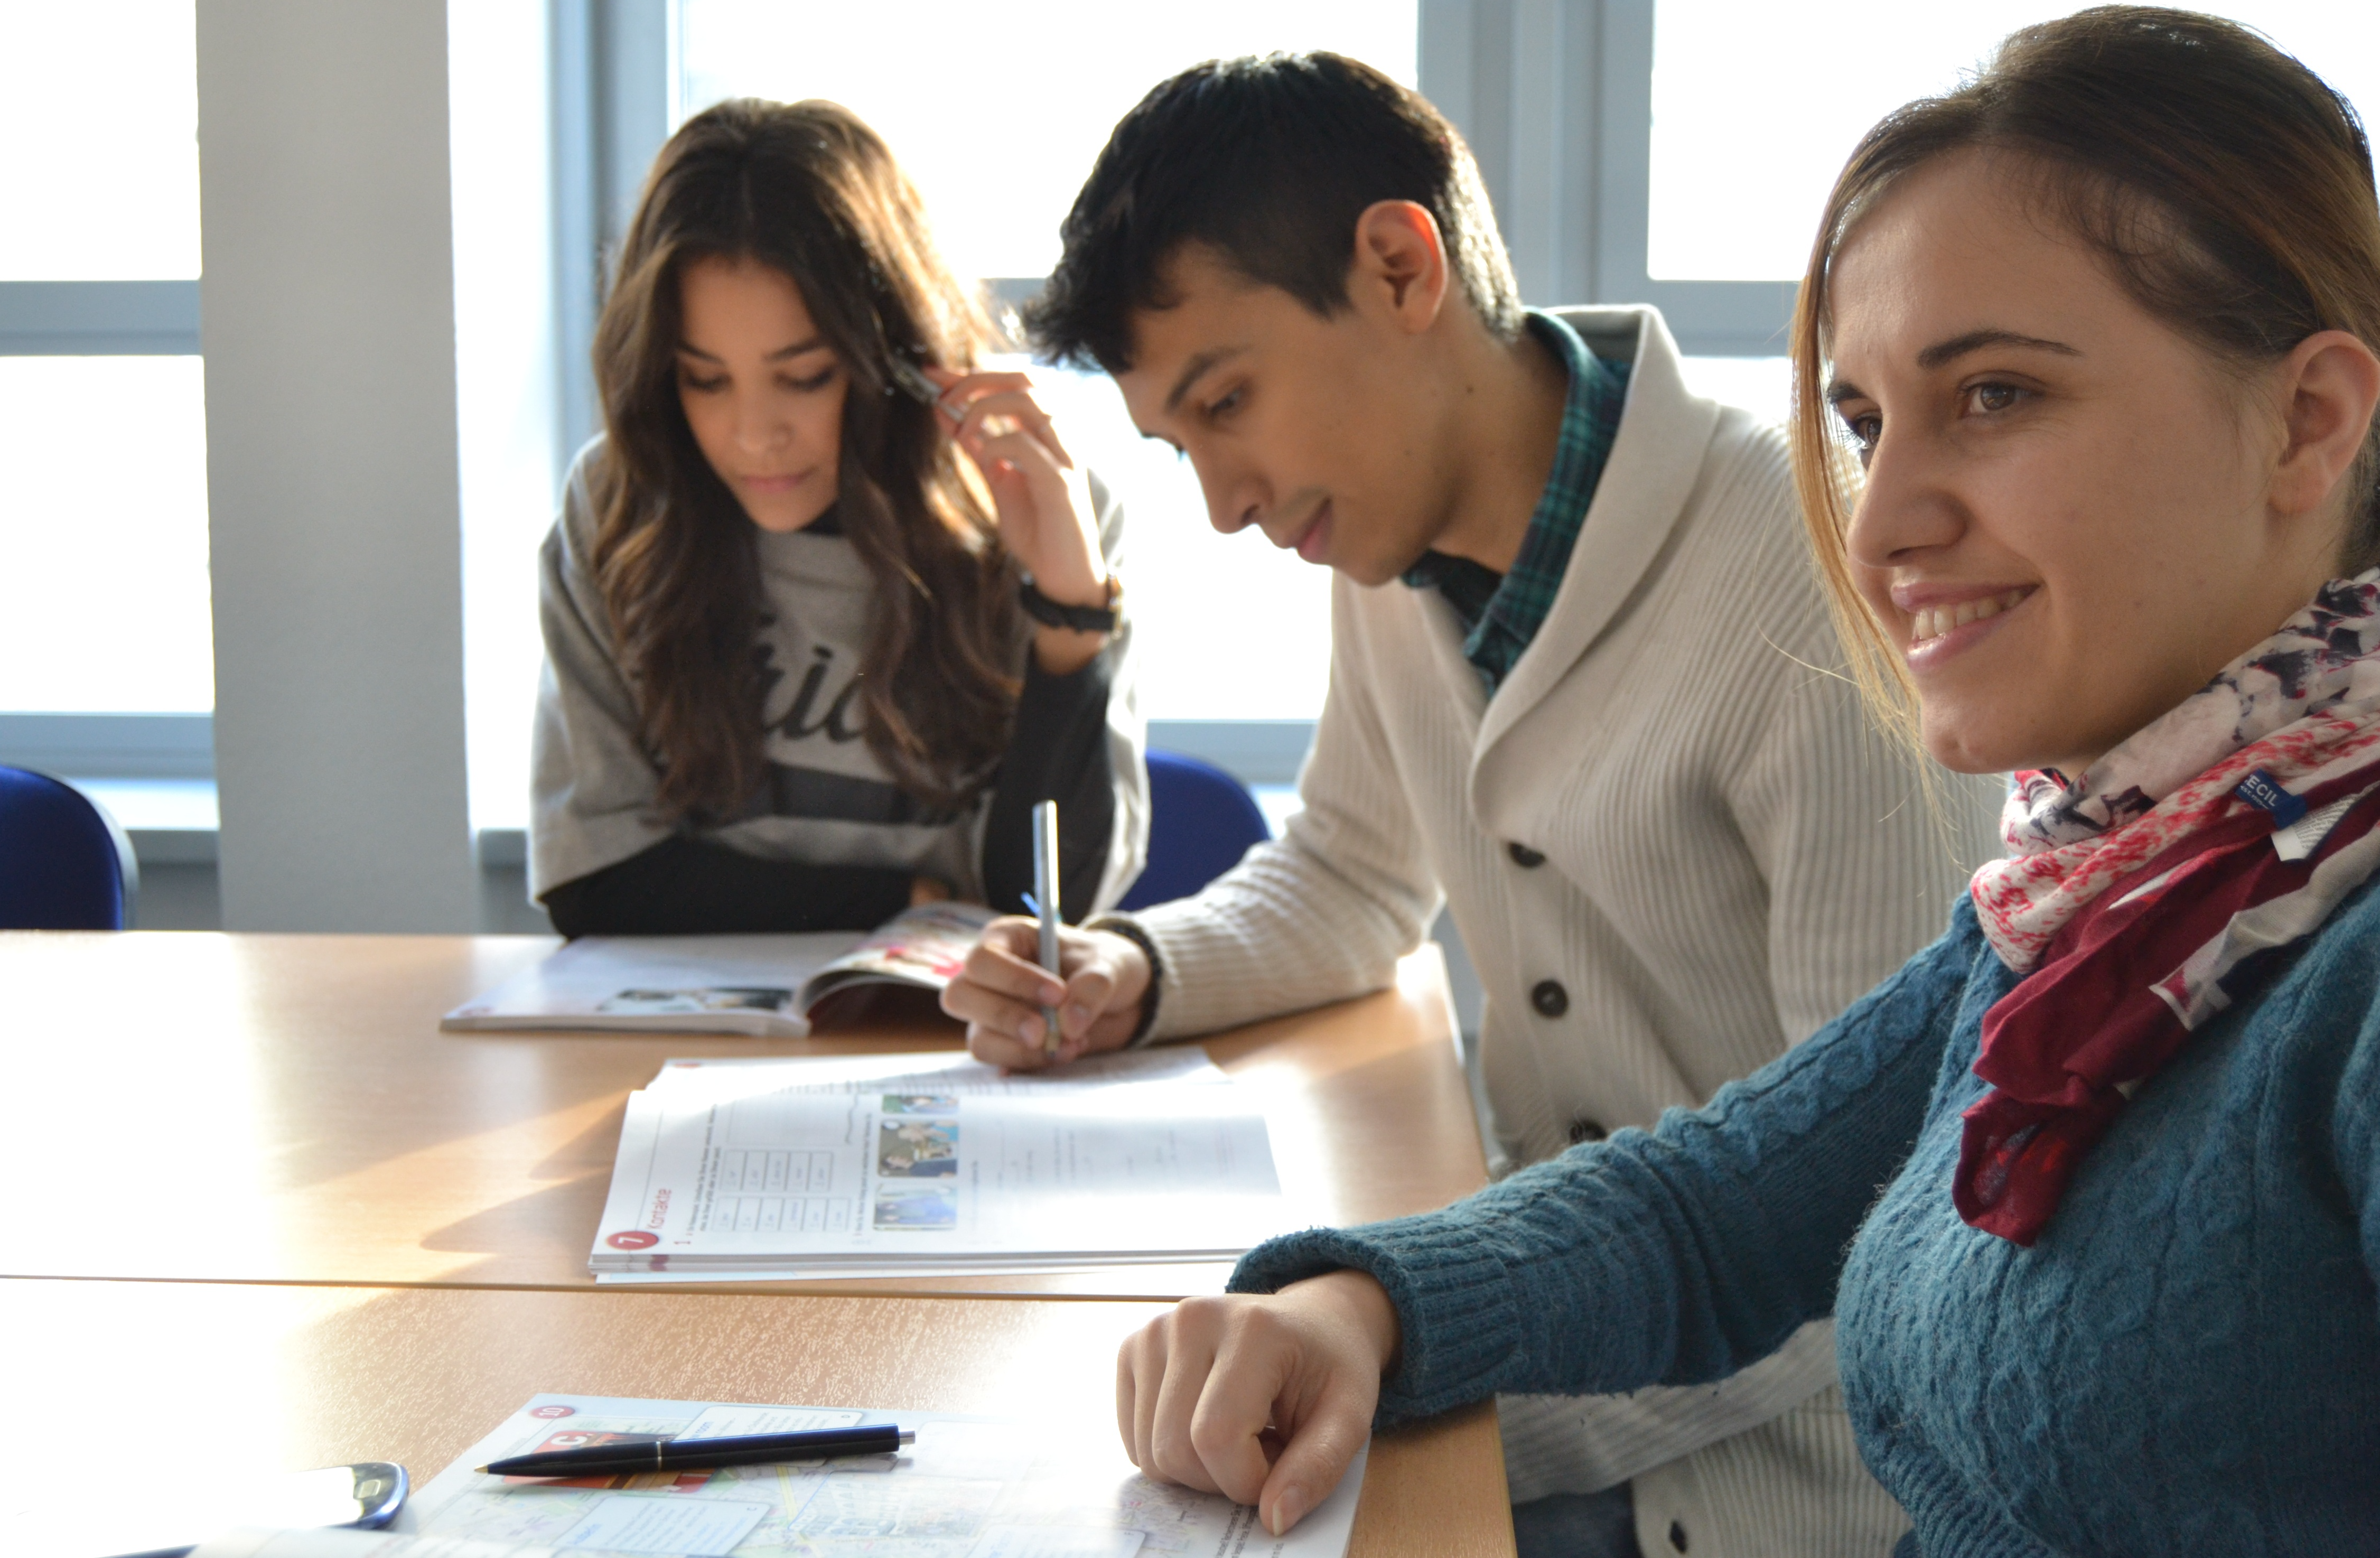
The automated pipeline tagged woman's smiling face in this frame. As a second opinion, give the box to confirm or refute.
[1826,150,2357,777]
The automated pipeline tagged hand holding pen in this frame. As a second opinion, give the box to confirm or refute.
[940,920,1152,1071]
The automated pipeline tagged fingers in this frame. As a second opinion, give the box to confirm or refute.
[1120,1294,1366,1524]
[929,370,1076,468]
[941,921,1144,1068]
[1186,1315,1293,1506]
[965,1021,1081,1071]
[1126,1298,1246,1496]
[950,920,1065,1008]
[1257,1372,1376,1536]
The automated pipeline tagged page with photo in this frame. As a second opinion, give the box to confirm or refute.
[591,1083,1285,1276]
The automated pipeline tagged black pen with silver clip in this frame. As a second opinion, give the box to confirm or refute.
[478,1423,913,1477]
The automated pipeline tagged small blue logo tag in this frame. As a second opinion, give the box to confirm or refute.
[2234,768,2309,829]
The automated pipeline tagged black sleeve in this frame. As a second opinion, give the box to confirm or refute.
[540,834,914,937]
[980,652,1117,922]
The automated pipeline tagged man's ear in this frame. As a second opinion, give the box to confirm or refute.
[2270,329,2380,538]
[1349,200,1450,333]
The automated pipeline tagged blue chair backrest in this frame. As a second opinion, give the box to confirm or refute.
[1117,749,1273,911]
[0,766,137,929]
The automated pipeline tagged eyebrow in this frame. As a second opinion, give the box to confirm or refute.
[1825,328,2083,404]
[675,335,830,365]
[1164,344,1250,415]
[1915,328,2080,370]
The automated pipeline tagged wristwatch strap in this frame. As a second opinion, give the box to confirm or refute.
[1020,572,1120,633]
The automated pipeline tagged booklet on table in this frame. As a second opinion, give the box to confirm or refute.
[440,903,997,1037]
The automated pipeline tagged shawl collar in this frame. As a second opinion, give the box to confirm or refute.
[1467,305,1724,800]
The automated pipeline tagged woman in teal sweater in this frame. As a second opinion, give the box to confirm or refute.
[1117,12,2380,1554]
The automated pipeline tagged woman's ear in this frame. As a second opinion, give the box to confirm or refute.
[1348,200,1451,333]
[2270,329,2380,533]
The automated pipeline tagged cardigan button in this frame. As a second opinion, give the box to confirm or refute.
[1668,1519,1689,1552]
[1566,1116,1606,1145]
[1530,979,1569,1018]
[1507,841,1546,868]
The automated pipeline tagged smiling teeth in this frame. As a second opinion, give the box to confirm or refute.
[1909,589,2030,645]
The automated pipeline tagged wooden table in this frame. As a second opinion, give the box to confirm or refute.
[0,931,1511,1556]
[0,931,1482,1297]
[0,1278,1512,1558]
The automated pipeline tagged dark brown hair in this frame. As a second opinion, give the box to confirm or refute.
[1026,51,1520,372]
[1789,6,2380,742]
[591,98,1025,820]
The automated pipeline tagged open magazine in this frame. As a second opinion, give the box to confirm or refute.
[440,903,997,1038]
[189,1392,1366,1558]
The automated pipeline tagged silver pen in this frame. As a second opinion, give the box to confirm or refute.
[1032,799,1061,1056]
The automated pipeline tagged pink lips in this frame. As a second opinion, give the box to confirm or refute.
[740,472,808,493]
[1896,584,2037,673]
[1287,501,1332,565]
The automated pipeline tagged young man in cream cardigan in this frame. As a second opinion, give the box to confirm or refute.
[942,53,1999,1558]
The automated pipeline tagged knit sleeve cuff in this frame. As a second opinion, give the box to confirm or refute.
[1228,1218,1525,1428]
[1084,912,1164,1047]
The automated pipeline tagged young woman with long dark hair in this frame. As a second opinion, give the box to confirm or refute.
[1111,11,2380,1551]
[530,99,1146,934]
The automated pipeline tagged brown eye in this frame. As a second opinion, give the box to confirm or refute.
[1838,411,1881,464]
[1966,382,2025,415]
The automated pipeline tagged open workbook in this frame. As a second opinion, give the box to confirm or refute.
[590,1050,1290,1281]
[190,1392,1366,1558]
[440,902,998,1037]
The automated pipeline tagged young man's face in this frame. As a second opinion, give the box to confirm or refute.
[1113,246,1457,587]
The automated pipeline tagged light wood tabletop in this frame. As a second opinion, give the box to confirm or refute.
[0,1277,1516,1558]
[0,931,1486,1297]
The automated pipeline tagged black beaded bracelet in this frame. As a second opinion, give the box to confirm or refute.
[1020,573,1120,634]
[1085,913,1164,1048]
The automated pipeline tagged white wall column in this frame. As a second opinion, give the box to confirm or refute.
[197,1,475,931]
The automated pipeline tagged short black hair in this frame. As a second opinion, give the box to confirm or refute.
[1024,52,1522,373]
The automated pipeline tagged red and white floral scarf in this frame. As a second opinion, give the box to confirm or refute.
[1957,572,2380,1244]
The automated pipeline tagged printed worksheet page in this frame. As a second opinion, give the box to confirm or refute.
[192,1393,1367,1558]
[592,1081,1285,1275]
[640,1049,1230,1103]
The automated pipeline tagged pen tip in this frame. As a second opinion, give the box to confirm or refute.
[898,1430,916,1445]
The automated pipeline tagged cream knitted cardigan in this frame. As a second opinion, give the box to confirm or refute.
[1123,306,2004,1558]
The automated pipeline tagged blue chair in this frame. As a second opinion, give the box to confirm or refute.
[0,766,138,929]
[1117,749,1273,911]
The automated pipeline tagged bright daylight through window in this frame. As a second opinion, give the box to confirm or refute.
[672,0,1420,723]
[1650,1,2380,283]
[0,2,208,715]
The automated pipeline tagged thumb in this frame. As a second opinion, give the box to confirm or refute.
[1256,1378,1375,1536]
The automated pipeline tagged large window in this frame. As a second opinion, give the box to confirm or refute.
[669,1,1421,723]
[0,3,210,724]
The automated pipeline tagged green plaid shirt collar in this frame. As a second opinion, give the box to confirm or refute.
[1402,311,1630,692]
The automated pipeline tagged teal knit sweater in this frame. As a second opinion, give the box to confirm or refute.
[1233,889,2380,1554]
